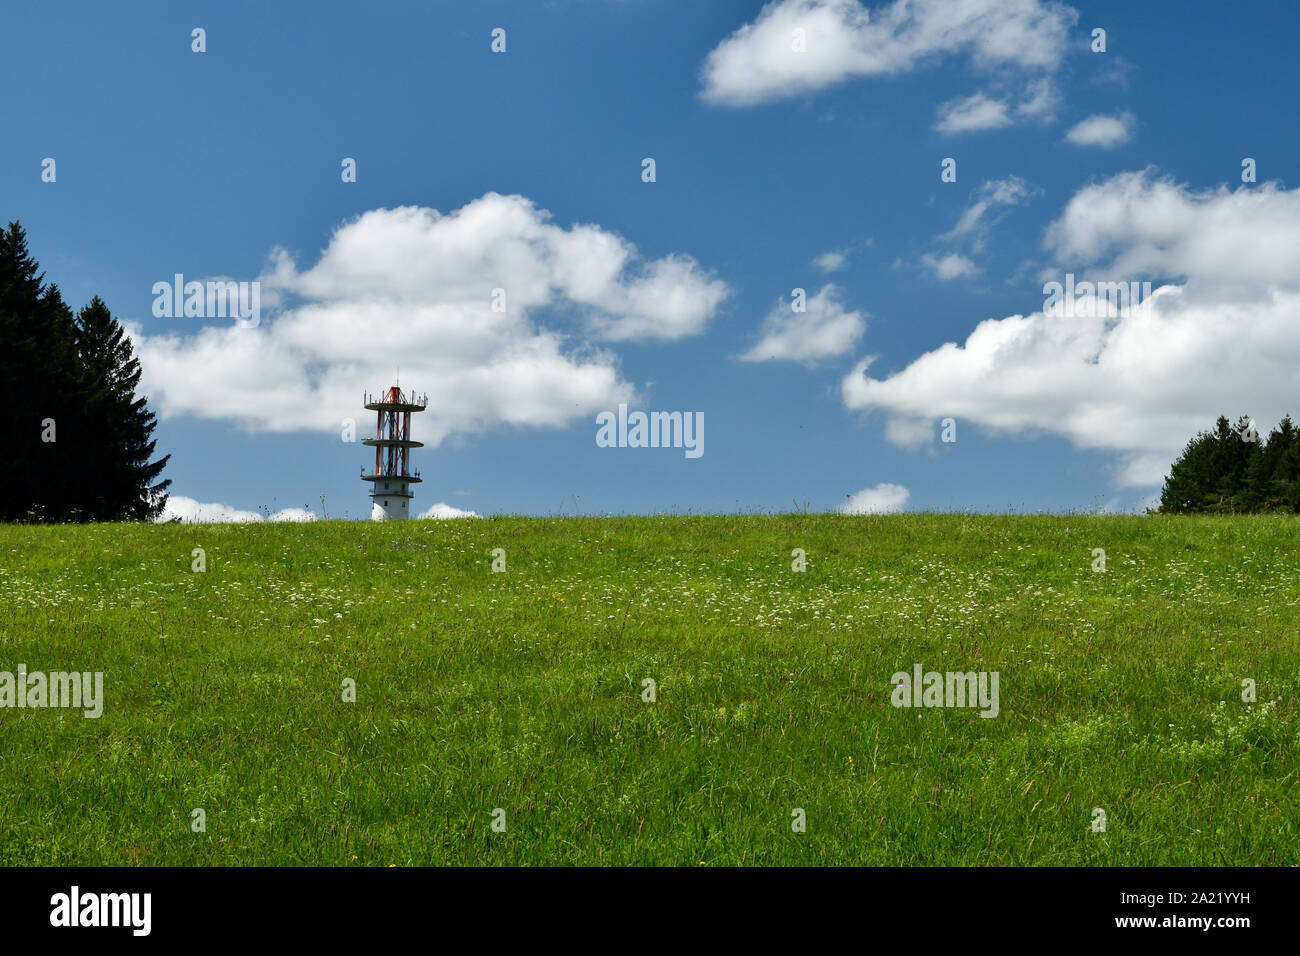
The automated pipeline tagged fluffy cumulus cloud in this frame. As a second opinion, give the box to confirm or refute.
[934,78,1060,134]
[1065,111,1135,148]
[843,169,1300,486]
[740,284,866,363]
[838,482,910,514]
[418,502,481,519]
[921,252,979,280]
[268,507,318,522]
[157,495,477,522]
[933,92,1014,134]
[700,0,1076,113]
[158,496,317,523]
[814,249,848,272]
[813,239,871,272]
[130,194,729,444]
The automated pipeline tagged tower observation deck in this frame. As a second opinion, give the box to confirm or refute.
[361,385,428,520]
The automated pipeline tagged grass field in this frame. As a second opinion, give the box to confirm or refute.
[1,514,1297,865]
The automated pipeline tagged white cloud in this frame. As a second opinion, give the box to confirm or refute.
[838,482,910,514]
[268,507,318,522]
[1044,169,1300,287]
[813,239,872,272]
[921,178,1035,281]
[1015,77,1061,119]
[934,79,1060,134]
[921,177,1035,281]
[157,496,319,523]
[1091,55,1137,89]
[1065,111,1134,148]
[701,0,1077,107]
[933,92,1013,133]
[740,284,867,363]
[843,170,1300,486]
[922,252,979,280]
[157,495,267,523]
[814,249,848,272]
[130,194,729,443]
[417,502,481,519]
[944,177,1036,248]
[159,495,473,522]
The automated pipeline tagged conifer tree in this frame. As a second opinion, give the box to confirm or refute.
[74,296,171,520]
[0,222,169,521]
[1160,413,1299,514]
[1245,415,1296,511]
[1159,425,1219,513]
[0,222,81,521]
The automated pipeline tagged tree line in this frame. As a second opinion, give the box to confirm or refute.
[1159,414,1300,513]
[0,221,169,521]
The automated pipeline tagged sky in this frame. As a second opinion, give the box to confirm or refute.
[4,0,1299,520]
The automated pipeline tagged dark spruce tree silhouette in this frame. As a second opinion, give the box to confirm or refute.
[0,222,79,521]
[74,296,171,520]
[0,222,169,521]
[1159,413,1299,514]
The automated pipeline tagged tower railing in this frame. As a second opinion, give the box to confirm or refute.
[364,390,429,409]
[361,466,422,479]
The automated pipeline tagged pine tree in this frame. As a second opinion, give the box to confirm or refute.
[0,222,81,521]
[0,222,169,521]
[1222,415,1260,512]
[1159,425,1219,513]
[74,297,171,520]
[1245,414,1296,511]
[1161,413,1300,514]
[1281,438,1300,512]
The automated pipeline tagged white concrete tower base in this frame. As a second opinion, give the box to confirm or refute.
[369,479,412,521]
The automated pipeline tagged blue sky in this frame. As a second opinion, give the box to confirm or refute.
[5,0,1299,520]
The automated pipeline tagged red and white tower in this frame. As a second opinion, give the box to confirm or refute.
[362,385,427,520]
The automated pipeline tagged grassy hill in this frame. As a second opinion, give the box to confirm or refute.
[1,514,1297,865]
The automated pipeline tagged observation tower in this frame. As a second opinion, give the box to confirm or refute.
[361,385,427,520]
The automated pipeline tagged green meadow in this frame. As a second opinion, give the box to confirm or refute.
[1,514,1297,865]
